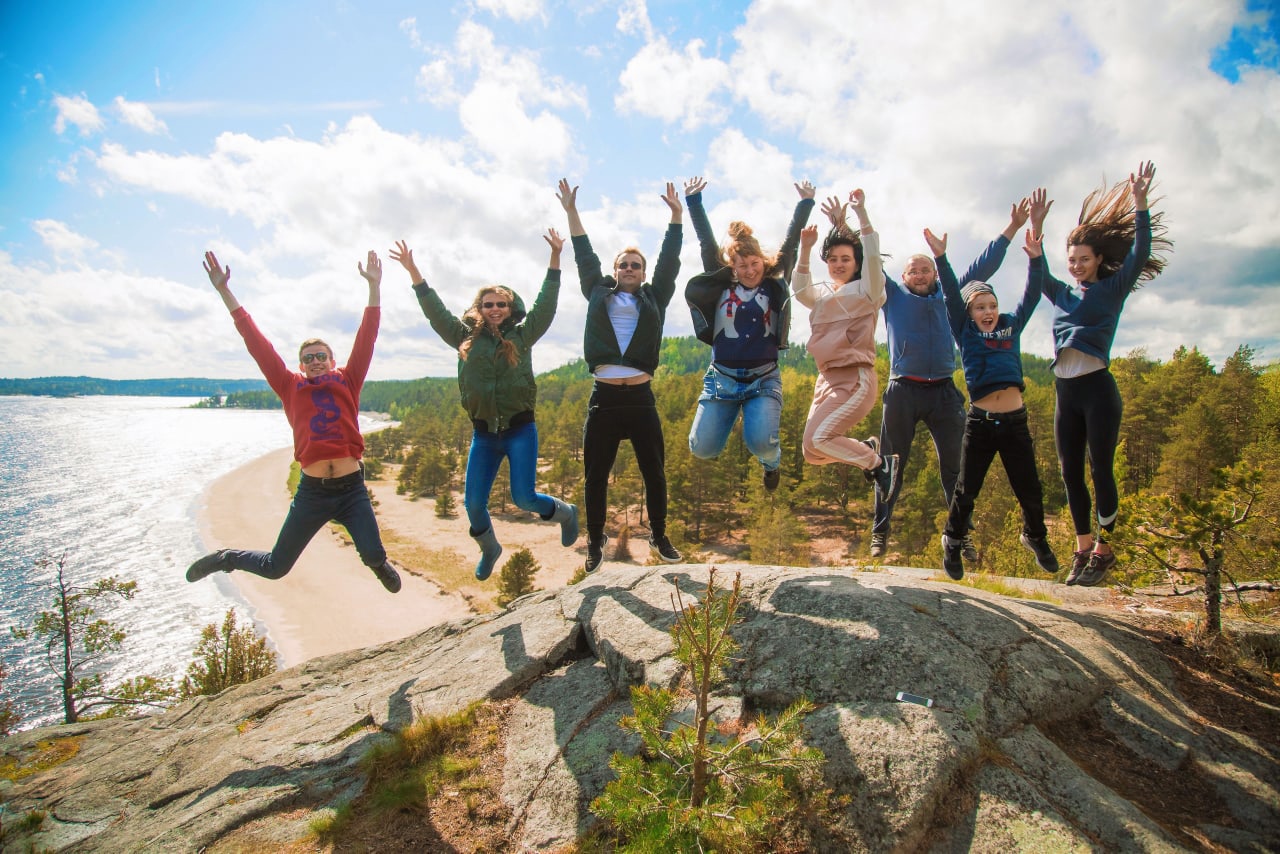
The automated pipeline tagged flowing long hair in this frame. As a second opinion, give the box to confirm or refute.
[718,221,780,271]
[1069,178,1172,288]
[458,286,519,365]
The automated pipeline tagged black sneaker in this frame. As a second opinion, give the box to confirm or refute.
[961,534,979,562]
[186,550,229,583]
[650,534,681,564]
[862,437,880,483]
[763,467,780,492]
[585,536,608,573]
[1065,549,1090,586]
[371,560,402,593]
[873,454,900,502]
[869,533,886,558]
[1077,550,1116,587]
[1019,533,1060,574]
[941,534,964,580]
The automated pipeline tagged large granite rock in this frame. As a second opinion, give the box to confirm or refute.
[2,565,1276,852]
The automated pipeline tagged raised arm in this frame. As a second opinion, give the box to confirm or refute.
[358,249,381,307]
[206,250,292,393]
[849,189,886,303]
[1028,187,1053,241]
[521,229,564,343]
[203,251,242,312]
[1010,229,1045,332]
[559,179,605,296]
[544,227,563,271]
[1115,161,1155,289]
[557,178,586,237]
[1130,160,1153,212]
[820,195,848,234]
[684,176,721,272]
[1001,196,1031,242]
[651,182,684,307]
[775,180,817,283]
[791,224,820,310]
[926,228,967,338]
[393,240,469,348]
[346,250,382,385]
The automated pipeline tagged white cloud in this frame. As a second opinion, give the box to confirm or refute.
[52,93,104,136]
[399,16,423,50]
[32,220,99,261]
[615,37,732,129]
[616,0,654,41]
[474,0,543,21]
[112,96,169,135]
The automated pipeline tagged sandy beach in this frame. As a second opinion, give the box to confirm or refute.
[197,447,647,666]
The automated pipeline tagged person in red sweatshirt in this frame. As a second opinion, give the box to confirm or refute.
[185,250,401,593]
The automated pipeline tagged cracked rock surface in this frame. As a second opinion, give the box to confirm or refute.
[1,565,1276,852]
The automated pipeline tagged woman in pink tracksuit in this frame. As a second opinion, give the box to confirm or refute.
[793,189,900,502]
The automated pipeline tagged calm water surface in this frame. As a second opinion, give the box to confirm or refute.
[0,395,297,729]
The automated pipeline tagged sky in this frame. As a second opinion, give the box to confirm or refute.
[1,0,1278,381]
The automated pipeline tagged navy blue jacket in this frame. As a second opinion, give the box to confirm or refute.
[938,252,1042,402]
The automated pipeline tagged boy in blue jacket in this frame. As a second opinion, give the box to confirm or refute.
[925,225,1059,581]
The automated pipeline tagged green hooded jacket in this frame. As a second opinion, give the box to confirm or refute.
[413,270,561,432]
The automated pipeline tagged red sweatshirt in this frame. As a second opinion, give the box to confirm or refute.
[231,306,379,467]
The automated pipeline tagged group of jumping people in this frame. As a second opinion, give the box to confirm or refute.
[185,161,1168,591]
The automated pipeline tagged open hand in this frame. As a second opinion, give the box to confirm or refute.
[923,228,948,258]
[203,251,230,290]
[684,176,707,196]
[358,250,382,286]
[795,179,816,200]
[556,178,577,212]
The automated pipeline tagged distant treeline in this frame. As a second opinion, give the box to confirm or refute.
[0,376,269,398]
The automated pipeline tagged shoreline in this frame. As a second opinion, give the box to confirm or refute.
[196,447,472,667]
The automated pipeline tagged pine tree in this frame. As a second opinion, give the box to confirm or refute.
[10,553,174,723]
[496,548,541,608]
[434,488,457,519]
[179,608,278,698]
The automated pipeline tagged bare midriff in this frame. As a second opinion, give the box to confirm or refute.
[595,373,652,386]
[971,387,1024,413]
[302,456,362,478]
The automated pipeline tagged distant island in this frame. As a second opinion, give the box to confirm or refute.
[0,376,270,398]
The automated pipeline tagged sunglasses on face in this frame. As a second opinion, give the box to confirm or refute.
[616,261,644,271]
[301,352,330,364]
[482,301,509,309]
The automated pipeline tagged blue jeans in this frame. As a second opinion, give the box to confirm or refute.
[464,421,554,535]
[688,364,782,470]
[224,469,386,579]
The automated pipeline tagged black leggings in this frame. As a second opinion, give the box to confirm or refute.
[1054,369,1123,537]
[583,381,668,541]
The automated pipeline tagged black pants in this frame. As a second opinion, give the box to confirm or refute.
[873,377,967,536]
[944,407,1047,540]
[583,381,667,541]
[1054,369,1123,536]
[223,468,386,579]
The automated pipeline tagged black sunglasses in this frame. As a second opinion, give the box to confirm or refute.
[482,301,509,309]
[616,261,643,271]
[301,352,330,364]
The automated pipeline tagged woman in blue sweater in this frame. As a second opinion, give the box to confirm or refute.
[926,225,1059,581]
[1029,163,1170,587]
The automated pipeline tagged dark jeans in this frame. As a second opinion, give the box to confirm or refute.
[873,377,967,536]
[224,468,386,579]
[1054,369,1123,536]
[583,381,667,540]
[944,407,1047,541]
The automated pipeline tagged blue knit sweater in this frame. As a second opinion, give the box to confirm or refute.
[938,252,1043,402]
[882,235,1011,380]
[1037,209,1151,367]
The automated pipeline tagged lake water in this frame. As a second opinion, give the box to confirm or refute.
[0,395,298,729]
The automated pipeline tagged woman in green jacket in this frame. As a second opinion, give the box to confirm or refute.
[392,233,578,581]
